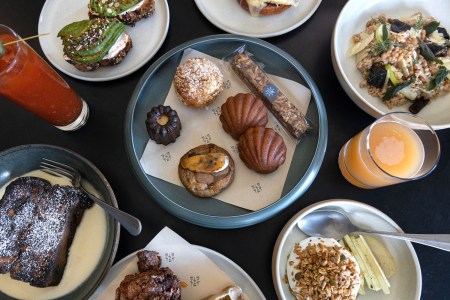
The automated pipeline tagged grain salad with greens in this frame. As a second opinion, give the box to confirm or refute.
[348,13,450,114]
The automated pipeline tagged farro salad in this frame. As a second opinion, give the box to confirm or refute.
[348,13,450,114]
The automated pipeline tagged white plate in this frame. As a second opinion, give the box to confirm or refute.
[91,246,265,299]
[272,199,422,300]
[332,0,450,129]
[194,0,322,38]
[37,0,169,81]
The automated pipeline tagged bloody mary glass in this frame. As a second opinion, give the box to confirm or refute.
[0,25,88,131]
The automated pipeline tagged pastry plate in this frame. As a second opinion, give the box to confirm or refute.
[194,0,322,38]
[90,246,265,299]
[332,0,450,129]
[0,144,120,300]
[124,34,327,228]
[272,199,422,300]
[38,0,169,81]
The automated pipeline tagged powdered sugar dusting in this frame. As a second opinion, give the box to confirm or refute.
[0,176,92,287]
[173,57,224,107]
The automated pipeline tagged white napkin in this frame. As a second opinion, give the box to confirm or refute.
[140,48,311,211]
[94,227,236,299]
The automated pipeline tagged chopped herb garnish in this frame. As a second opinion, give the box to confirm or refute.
[369,39,396,56]
[370,22,397,56]
[428,66,449,90]
[418,39,443,64]
[413,15,423,31]
[383,76,415,101]
[382,21,389,41]
[423,21,440,36]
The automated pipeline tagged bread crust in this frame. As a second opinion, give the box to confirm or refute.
[237,0,292,16]
[178,144,234,198]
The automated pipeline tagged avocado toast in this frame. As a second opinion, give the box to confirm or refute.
[57,18,132,72]
[88,0,155,26]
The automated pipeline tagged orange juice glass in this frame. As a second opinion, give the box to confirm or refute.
[338,112,440,189]
[0,25,88,131]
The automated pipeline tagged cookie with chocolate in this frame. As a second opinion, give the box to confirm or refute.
[178,144,234,198]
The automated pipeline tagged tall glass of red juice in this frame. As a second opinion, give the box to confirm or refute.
[0,25,88,131]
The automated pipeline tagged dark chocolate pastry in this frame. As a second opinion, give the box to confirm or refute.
[145,105,182,145]
[115,250,181,300]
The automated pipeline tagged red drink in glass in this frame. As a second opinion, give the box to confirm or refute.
[0,25,88,130]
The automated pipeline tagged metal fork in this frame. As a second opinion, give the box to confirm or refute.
[40,158,142,236]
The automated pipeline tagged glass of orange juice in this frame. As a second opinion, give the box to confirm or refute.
[338,112,440,189]
[0,25,88,131]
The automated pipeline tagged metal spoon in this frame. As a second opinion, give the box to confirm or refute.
[298,210,450,252]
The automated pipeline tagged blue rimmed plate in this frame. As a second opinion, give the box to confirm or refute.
[124,34,327,228]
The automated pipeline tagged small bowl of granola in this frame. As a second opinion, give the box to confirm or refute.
[332,0,450,129]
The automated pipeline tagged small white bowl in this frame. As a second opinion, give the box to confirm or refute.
[332,0,450,129]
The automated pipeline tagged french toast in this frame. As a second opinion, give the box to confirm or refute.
[0,176,93,287]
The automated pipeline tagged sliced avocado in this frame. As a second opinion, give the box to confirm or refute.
[90,0,142,17]
[58,18,126,64]
[57,20,91,39]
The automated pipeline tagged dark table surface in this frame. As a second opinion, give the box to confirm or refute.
[1,1,449,299]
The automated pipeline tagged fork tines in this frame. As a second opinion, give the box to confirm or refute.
[40,158,75,180]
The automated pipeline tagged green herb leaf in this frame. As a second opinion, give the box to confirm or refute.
[383,76,415,101]
[382,21,389,41]
[418,39,443,64]
[428,66,449,90]
[413,15,423,31]
[369,39,396,57]
[0,40,5,58]
[423,21,440,36]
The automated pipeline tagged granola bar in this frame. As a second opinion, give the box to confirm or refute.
[230,51,310,139]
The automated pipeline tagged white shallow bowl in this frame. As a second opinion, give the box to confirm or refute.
[332,0,450,129]
[272,199,422,300]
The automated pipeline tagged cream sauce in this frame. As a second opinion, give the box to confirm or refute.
[104,32,130,60]
[0,170,108,299]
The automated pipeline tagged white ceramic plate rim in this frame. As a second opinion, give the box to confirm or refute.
[37,0,169,82]
[194,0,322,38]
[272,199,422,300]
[91,245,265,299]
[332,0,450,129]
